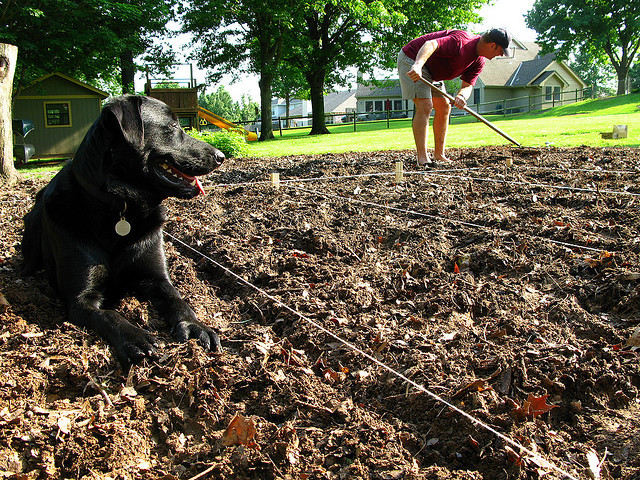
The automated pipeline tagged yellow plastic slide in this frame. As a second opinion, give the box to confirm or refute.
[197,107,258,141]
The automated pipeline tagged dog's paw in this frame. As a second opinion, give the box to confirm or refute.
[172,321,221,352]
[115,327,159,366]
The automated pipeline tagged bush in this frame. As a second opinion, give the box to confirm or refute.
[187,129,248,158]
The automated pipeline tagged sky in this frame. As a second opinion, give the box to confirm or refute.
[149,0,538,103]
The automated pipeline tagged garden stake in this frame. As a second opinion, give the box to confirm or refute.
[416,76,521,147]
[395,161,404,182]
[270,172,280,190]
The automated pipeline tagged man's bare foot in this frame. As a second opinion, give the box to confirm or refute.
[417,156,430,167]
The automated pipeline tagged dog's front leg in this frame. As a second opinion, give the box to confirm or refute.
[137,277,221,353]
[62,264,159,366]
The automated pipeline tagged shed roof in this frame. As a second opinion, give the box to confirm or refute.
[16,72,109,98]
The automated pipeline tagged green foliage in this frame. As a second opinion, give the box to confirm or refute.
[525,0,640,95]
[1,0,175,91]
[187,129,249,158]
[568,48,617,97]
[199,86,260,123]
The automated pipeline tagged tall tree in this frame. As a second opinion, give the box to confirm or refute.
[284,0,487,135]
[199,86,236,119]
[526,0,640,95]
[569,47,617,97]
[0,43,18,184]
[0,0,175,93]
[181,0,295,140]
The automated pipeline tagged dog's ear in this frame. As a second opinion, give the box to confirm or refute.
[102,95,144,150]
[71,95,144,194]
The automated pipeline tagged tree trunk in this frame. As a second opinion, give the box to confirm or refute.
[120,49,136,94]
[615,67,630,95]
[0,43,19,185]
[308,71,329,136]
[258,74,275,141]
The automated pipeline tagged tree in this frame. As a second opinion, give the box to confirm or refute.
[0,0,175,93]
[199,86,236,119]
[272,63,308,128]
[569,48,617,97]
[526,0,640,95]
[0,43,18,184]
[181,0,296,140]
[283,0,486,135]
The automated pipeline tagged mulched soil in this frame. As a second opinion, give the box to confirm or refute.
[1,146,639,480]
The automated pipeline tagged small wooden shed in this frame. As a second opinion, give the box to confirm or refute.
[13,72,109,159]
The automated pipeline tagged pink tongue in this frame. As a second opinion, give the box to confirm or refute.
[168,166,206,195]
[194,176,205,195]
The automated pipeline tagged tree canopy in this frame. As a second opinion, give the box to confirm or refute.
[0,0,175,92]
[526,0,640,95]
[182,0,488,138]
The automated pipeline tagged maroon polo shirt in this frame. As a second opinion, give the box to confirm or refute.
[402,30,485,85]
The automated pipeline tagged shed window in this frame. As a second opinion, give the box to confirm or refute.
[45,102,71,126]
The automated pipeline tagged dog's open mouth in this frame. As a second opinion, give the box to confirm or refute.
[157,163,206,196]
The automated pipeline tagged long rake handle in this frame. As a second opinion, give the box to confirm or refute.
[417,76,521,147]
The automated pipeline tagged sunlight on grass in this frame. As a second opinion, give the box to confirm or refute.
[246,94,640,157]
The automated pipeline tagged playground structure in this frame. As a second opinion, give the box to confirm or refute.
[144,65,257,141]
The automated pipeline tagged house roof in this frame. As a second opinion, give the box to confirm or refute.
[356,82,402,99]
[506,52,556,86]
[286,89,357,116]
[478,40,543,87]
[16,72,109,98]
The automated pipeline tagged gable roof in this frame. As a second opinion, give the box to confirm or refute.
[285,89,357,116]
[355,81,402,98]
[506,52,556,86]
[479,40,542,86]
[16,72,109,98]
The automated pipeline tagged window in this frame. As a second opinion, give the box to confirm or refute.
[45,102,71,127]
[473,89,481,105]
[374,100,383,111]
[554,86,561,101]
[393,100,403,111]
[545,86,553,101]
[365,101,373,112]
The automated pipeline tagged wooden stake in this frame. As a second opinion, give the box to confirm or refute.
[270,172,280,190]
[395,162,404,182]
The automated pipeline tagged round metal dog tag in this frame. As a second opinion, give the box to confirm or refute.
[115,218,131,236]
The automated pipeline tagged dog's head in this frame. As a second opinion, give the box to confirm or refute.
[73,95,225,204]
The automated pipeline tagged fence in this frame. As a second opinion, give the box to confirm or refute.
[228,88,587,137]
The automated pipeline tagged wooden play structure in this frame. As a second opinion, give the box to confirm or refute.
[144,65,256,141]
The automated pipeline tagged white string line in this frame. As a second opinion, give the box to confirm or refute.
[205,167,638,198]
[164,230,580,480]
[518,164,638,175]
[413,170,640,197]
[205,167,477,190]
[284,183,609,254]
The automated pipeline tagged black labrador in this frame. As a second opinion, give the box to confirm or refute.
[22,95,225,366]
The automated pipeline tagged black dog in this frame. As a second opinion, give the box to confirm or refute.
[22,95,225,366]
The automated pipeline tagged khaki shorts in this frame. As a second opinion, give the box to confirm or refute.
[397,50,446,100]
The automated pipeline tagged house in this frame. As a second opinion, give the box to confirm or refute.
[355,82,411,119]
[12,72,109,158]
[272,89,357,126]
[473,39,587,114]
[354,39,587,117]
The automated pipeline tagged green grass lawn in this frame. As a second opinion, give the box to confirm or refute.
[15,94,640,175]
[245,93,640,157]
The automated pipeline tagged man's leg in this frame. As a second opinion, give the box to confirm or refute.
[412,97,433,166]
[432,96,452,161]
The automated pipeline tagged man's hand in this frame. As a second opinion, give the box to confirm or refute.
[407,64,422,81]
[453,94,467,109]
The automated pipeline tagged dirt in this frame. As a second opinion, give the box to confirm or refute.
[1,146,639,480]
